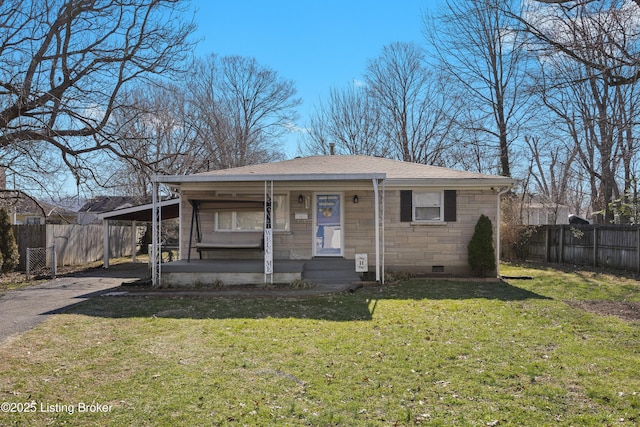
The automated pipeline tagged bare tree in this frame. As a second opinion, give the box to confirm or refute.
[107,82,208,199]
[514,0,640,86]
[0,0,195,195]
[522,134,580,220]
[424,0,531,177]
[365,42,458,165]
[188,55,301,169]
[301,84,390,157]
[524,0,640,222]
[107,53,301,197]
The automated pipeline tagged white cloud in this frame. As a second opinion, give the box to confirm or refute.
[284,122,308,133]
[352,79,367,88]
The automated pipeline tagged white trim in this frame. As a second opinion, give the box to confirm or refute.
[373,179,380,282]
[412,190,445,223]
[158,175,514,190]
[383,178,516,188]
[156,173,385,184]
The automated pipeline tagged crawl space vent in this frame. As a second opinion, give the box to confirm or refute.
[432,265,445,273]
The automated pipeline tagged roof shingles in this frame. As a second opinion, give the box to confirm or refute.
[192,155,510,181]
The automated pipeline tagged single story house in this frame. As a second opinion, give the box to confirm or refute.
[0,190,78,224]
[150,155,515,287]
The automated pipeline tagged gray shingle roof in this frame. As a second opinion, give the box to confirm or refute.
[198,156,509,179]
[158,155,515,187]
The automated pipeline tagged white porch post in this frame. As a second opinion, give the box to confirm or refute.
[373,179,380,282]
[131,220,137,263]
[264,180,274,284]
[151,179,161,287]
[103,219,110,268]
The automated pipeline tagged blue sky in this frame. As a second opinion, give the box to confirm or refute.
[189,0,435,157]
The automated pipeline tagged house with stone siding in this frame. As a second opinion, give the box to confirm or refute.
[150,155,515,287]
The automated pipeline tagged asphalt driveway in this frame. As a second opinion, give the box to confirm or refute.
[0,263,148,345]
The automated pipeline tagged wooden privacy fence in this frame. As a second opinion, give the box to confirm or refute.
[12,224,144,271]
[526,224,640,273]
[12,225,45,271]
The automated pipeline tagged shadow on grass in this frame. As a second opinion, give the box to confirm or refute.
[56,279,550,322]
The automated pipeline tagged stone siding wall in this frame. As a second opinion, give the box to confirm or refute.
[179,186,498,275]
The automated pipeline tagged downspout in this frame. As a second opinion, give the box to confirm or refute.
[381,179,385,284]
[496,186,511,278]
[373,179,380,282]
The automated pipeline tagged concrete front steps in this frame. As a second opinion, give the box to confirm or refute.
[302,258,362,285]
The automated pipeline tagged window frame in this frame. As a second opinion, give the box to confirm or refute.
[400,189,456,223]
[412,191,444,223]
[25,216,44,225]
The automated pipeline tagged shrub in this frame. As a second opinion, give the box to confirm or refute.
[501,224,540,260]
[0,208,19,273]
[467,214,496,277]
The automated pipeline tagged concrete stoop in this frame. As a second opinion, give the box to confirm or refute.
[302,258,361,285]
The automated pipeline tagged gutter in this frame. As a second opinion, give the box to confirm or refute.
[153,172,386,184]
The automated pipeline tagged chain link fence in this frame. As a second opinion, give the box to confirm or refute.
[26,245,56,280]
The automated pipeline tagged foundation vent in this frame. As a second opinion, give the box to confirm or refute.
[432,265,445,273]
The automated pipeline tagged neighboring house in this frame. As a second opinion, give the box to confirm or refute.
[0,190,78,224]
[518,194,570,225]
[151,155,515,287]
[77,196,139,224]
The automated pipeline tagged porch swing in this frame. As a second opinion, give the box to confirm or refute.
[187,198,265,261]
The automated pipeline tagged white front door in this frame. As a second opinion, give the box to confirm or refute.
[313,193,343,256]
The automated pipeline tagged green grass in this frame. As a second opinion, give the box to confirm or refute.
[0,263,638,426]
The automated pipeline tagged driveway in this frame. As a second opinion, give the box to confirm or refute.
[0,263,148,345]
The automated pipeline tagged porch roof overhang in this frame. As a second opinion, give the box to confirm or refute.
[153,172,386,186]
[98,198,180,222]
[152,174,516,192]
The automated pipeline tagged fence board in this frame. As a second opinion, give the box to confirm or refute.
[12,225,46,270]
[11,224,144,271]
[525,224,640,273]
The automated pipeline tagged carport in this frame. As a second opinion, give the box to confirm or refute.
[97,198,180,268]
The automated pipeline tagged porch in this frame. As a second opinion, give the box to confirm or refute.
[159,258,362,287]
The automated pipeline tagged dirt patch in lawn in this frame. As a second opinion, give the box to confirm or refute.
[566,300,640,323]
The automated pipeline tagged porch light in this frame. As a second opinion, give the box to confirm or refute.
[353,195,359,204]
[298,194,304,204]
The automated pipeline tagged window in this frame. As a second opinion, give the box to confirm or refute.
[216,194,289,231]
[400,190,456,223]
[413,192,442,221]
[25,216,43,225]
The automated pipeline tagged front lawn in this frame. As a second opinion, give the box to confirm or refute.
[0,263,638,426]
